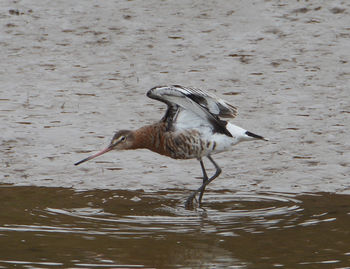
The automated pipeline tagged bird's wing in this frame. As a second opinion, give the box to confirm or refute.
[173,85,237,118]
[147,85,234,137]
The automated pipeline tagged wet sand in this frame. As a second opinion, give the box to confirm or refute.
[1,0,350,267]
[1,0,349,194]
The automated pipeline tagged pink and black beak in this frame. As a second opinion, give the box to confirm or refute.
[74,145,114,166]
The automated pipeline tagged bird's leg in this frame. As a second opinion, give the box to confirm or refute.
[198,155,221,205]
[185,155,222,209]
[198,159,209,203]
[185,158,206,209]
[200,159,209,184]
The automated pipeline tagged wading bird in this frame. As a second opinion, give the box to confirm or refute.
[75,85,266,209]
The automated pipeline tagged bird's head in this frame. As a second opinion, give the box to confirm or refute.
[108,130,135,150]
[74,130,134,166]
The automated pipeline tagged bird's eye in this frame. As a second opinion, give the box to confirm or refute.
[120,136,126,141]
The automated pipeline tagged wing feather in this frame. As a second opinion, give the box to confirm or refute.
[147,85,234,137]
[170,85,237,118]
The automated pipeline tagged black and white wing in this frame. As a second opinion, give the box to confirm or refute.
[147,85,237,137]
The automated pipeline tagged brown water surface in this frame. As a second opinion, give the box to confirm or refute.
[0,186,349,268]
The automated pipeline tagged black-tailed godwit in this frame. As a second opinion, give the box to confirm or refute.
[75,85,267,209]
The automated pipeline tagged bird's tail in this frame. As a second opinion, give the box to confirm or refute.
[226,122,268,142]
[245,131,268,141]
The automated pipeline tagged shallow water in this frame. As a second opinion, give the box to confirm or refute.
[0,186,349,268]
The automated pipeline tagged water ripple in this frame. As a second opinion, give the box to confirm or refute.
[30,191,306,236]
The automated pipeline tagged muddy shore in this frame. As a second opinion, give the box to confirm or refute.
[1,0,349,194]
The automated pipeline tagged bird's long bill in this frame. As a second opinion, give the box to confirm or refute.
[74,146,113,166]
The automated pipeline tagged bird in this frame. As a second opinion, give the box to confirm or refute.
[75,85,267,209]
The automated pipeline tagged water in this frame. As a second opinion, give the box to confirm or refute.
[0,186,349,268]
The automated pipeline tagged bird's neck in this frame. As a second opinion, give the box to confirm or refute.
[130,123,166,151]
